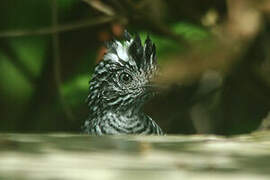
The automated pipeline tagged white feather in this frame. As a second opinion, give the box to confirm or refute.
[115,41,129,61]
[104,52,118,61]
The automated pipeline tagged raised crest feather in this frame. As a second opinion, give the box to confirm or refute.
[104,30,156,71]
[123,30,132,41]
[129,33,144,68]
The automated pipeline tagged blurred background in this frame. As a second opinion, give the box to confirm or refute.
[0,0,270,135]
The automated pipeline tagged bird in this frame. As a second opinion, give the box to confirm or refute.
[83,30,164,135]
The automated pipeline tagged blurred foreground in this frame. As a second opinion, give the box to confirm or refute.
[0,132,270,180]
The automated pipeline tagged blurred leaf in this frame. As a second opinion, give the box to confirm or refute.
[0,54,33,101]
[171,22,209,41]
[61,75,89,106]
[8,36,49,78]
[137,22,209,62]
[58,0,80,20]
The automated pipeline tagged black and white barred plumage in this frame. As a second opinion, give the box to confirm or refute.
[83,30,163,135]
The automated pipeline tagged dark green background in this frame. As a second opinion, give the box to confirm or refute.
[0,0,269,134]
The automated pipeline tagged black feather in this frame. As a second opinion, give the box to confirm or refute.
[152,43,157,64]
[123,30,132,41]
[144,35,153,62]
[129,34,144,68]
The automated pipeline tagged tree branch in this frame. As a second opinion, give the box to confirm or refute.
[0,16,116,38]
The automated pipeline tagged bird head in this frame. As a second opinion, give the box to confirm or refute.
[88,30,158,113]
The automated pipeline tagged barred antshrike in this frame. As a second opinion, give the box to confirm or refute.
[83,31,163,135]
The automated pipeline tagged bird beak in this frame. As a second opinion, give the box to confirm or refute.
[144,82,162,94]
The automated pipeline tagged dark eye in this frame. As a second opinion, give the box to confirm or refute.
[119,72,133,84]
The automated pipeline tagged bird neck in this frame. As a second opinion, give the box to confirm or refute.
[88,91,145,120]
[89,104,144,119]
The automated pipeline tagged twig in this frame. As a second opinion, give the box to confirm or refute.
[82,0,115,16]
[51,0,75,121]
[0,16,116,38]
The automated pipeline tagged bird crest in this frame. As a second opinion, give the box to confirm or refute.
[104,30,157,73]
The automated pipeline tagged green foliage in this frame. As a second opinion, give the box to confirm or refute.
[0,54,33,101]
[171,22,209,41]
[61,75,89,106]
[58,0,78,9]
[8,37,49,78]
[139,22,209,62]
[0,0,267,135]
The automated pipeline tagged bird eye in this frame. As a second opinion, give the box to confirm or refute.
[119,73,133,84]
